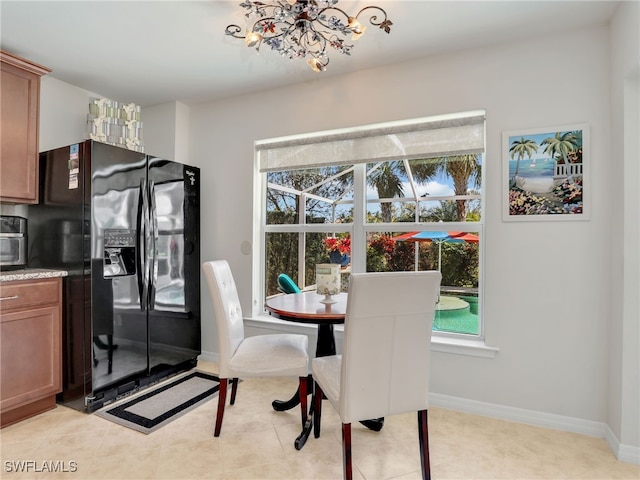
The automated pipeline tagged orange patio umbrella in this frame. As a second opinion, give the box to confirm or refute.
[391,231,479,270]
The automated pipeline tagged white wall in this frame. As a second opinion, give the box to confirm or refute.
[609,0,640,460]
[38,77,189,161]
[142,101,190,162]
[188,22,638,458]
[39,76,97,151]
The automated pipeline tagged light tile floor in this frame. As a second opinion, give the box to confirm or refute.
[1,361,638,480]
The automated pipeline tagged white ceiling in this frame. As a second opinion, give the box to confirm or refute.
[1,1,620,107]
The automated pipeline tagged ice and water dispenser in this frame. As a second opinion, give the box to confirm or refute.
[103,229,136,277]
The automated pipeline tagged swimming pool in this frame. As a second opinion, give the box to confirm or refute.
[434,295,479,335]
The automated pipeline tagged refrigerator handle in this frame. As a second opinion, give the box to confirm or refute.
[137,178,148,309]
[148,180,158,311]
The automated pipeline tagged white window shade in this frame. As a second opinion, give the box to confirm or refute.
[257,110,485,173]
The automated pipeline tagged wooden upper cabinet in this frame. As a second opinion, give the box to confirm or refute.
[0,50,51,204]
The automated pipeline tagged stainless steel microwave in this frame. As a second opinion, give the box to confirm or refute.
[0,216,27,269]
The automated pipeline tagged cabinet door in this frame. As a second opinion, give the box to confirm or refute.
[0,306,62,412]
[0,51,50,204]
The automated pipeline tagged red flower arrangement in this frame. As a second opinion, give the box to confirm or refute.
[323,236,351,255]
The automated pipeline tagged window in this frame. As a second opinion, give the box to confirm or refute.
[255,111,485,337]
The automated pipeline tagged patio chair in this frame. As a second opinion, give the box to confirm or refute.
[277,273,301,294]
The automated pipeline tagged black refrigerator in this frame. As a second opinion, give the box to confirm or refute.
[28,141,200,412]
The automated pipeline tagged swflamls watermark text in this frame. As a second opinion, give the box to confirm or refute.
[4,460,78,473]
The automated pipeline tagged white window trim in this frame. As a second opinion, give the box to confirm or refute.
[245,314,499,359]
[252,111,493,351]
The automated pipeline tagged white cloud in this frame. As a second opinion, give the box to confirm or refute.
[367,180,454,199]
[419,181,454,197]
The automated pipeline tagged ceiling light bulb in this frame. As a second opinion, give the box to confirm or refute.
[307,58,326,72]
[245,31,263,48]
[348,18,366,40]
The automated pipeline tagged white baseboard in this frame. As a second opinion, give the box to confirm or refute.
[197,351,218,364]
[605,424,640,465]
[430,393,604,437]
[430,393,639,465]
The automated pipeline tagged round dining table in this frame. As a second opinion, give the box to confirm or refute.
[265,291,346,358]
[264,290,383,449]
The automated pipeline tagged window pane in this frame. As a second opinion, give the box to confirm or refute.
[409,154,483,222]
[434,291,479,335]
[366,160,410,223]
[266,185,298,225]
[365,155,482,223]
[309,232,351,292]
[266,232,352,295]
[265,232,298,297]
[267,167,353,225]
[366,231,479,335]
[304,232,330,287]
[366,232,411,272]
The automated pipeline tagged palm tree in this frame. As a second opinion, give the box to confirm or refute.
[540,131,579,164]
[367,154,481,223]
[422,200,458,222]
[367,161,405,223]
[446,154,481,221]
[412,155,481,221]
[509,137,538,178]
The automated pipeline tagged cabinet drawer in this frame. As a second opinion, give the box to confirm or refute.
[0,278,61,313]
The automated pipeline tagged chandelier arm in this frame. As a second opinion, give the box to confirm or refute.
[225,19,292,42]
[299,25,328,53]
[317,6,350,18]
[355,5,386,21]
[225,24,245,39]
[314,6,350,30]
[355,6,392,31]
[244,2,287,17]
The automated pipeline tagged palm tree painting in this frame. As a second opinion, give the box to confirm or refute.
[509,137,538,181]
[503,124,588,220]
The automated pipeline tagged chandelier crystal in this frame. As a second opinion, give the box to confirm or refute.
[225,0,392,72]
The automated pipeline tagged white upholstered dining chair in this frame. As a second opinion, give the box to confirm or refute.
[202,260,310,437]
[311,271,442,480]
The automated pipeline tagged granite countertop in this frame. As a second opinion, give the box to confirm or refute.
[0,268,68,283]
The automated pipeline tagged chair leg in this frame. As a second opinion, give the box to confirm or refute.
[342,423,352,480]
[230,378,239,405]
[417,409,431,480]
[313,382,323,438]
[298,376,308,427]
[214,378,228,437]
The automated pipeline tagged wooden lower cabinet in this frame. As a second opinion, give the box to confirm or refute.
[0,277,62,427]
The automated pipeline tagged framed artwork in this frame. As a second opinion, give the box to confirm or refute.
[502,123,589,221]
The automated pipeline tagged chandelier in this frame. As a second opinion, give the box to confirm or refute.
[225,0,392,72]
